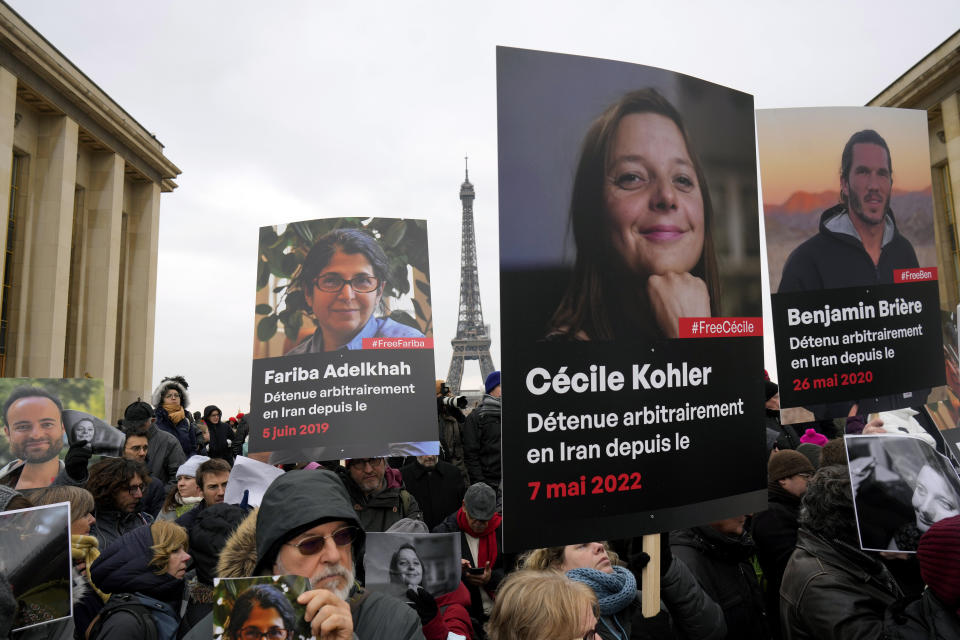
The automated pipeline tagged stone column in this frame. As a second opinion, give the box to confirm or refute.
[939,92,960,311]
[115,179,159,412]
[16,114,77,376]
[79,152,123,413]
[0,66,16,292]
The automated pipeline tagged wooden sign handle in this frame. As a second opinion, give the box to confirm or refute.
[640,533,660,617]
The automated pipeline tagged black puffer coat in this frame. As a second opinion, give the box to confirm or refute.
[671,526,770,640]
[85,524,184,639]
[462,394,502,488]
[400,459,466,530]
[202,405,234,464]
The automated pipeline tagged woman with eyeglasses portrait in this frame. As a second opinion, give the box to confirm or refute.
[225,584,299,640]
[286,228,424,355]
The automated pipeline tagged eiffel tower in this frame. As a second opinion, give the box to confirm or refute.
[446,157,495,393]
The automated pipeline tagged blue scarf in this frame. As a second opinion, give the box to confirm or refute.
[566,565,636,615]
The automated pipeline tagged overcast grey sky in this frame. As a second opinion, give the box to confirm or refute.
[9,1,960,414]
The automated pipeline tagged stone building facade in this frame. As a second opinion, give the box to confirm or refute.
[868,29,960,315]
[0,4,180,418]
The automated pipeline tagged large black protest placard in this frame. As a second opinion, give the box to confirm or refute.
[497,47,766,551]
[249,218,438,461]
[758,108,945,423]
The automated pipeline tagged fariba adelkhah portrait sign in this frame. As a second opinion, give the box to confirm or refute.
[496,47,766,551]
[249,217,438,463]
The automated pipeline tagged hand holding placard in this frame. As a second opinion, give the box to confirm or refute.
[298,588,353,640]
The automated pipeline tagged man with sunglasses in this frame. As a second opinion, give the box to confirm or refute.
[217,468,425,639]
[340,457,422,532]
[86,457,154,551]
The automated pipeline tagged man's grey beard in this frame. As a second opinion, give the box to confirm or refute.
[275,556,355,601]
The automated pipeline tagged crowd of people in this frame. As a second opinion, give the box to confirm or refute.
[0,368,959,640]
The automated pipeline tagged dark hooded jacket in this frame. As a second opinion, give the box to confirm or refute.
[780,528,903,640]
[84,524,184,640]
[179,504,247,638]
[670,526,770,640]
[201,405,234,464]
[340,466,422,533]
[778,204,918,293]
[216,469,424,639]
[461,394,502,489]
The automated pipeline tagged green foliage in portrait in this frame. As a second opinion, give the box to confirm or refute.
[255,218,431,343]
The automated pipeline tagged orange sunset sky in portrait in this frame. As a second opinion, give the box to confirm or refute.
[757,107,933,207]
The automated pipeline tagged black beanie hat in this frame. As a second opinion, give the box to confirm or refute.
[765,380,779,401]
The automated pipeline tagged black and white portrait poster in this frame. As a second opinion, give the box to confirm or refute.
[248,217,438,462]
[846,433,960,552]
[497,46,766,551]
[0,502,72,632]
[758,108,944,424]
[363,532,461,598]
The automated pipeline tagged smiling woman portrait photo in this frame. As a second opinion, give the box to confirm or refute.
[547,89,720,341]
[388,542,424,588]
